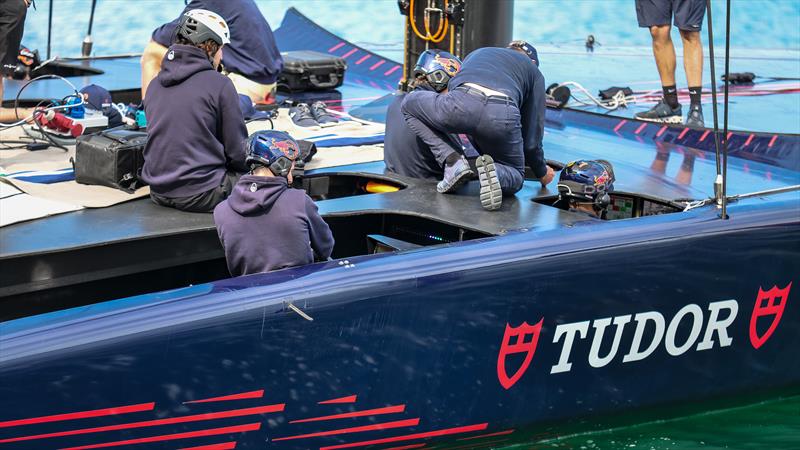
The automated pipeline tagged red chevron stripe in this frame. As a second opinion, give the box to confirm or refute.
[184,390,264,404]
[319,423,489,450]
[290,404,405,424]
[178,442,237,450]
[0,404,283,444]
[272,418,419,441]
[318,395,357,405]
[60,423,260,450]
[0,403,155,429]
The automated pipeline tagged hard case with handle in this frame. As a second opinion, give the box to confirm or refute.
[278,50,347,92]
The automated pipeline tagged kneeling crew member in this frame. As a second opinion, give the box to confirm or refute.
[384,49,462,180]
[214,130,335,277]
[401,40,554,211]
[557,160,616,219]
[142,9,248,213]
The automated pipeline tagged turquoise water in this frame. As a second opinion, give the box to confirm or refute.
[20,0,800,59]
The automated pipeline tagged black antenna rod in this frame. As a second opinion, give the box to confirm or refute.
[82,0,99,57]
[704,0,724,210]
[721,0,732,219]
[46,0,53,59]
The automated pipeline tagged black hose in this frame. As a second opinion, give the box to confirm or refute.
[721,0,731,220]
[87,0,98,35]
[705,1,722,180]
[46,0,53,59]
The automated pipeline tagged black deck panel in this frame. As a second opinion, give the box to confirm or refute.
[0,162,593,300]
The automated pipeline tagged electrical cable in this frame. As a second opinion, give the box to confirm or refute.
[408,0,449,43]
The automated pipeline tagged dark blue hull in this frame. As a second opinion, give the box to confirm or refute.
[1,198,797,449]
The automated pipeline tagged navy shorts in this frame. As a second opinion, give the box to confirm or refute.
[636,0,706,31]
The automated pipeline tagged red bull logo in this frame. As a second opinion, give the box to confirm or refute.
[594,170,610,187]
[270,138,299,159]
[434,54,461,77]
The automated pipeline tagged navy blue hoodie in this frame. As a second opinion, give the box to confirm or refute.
[213,175,335,276]
[384,91,444,180]
[449,47,548,178]
[142,44,248,198]
[152,0,283,85]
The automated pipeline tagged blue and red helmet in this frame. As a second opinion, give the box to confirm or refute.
[557,160,615,207]
[412,49,462,92]
[245,130,300,177]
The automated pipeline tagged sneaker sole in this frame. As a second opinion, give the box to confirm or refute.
[634,115,683,124]
[436,166,473,194]
[476,155,502,211]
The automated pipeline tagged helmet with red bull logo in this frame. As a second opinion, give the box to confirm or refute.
[557,160,615,210]
[245,130,300,178]
[412,49,462,92]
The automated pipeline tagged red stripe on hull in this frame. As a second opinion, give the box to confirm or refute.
[457,429,515,440]
[0,404,284,444]
[184,390,264,404]
[634,123,647,134]
[356,55,371,65]
[744,134,755,147]
[328,42,345,53]
[0,403,155,429]
[384,65,401,76]
[700,130,711,142]
[272,418,420,441]
[178,442,237,450]
[60,423,260,450]
[370,60,386,71]
[290,404,404,424]
[656,125,668,137]
[613,120,627,133]
[341,48,358,59]
[318,395,357,405]
[768,135,778,147]
[319,423,489,450]
[678,128,690,140]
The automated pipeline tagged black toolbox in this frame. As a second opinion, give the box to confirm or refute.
[278,50,347,92]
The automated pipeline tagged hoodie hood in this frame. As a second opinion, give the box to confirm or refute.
[228,175,289,215]
[159,44,215,87]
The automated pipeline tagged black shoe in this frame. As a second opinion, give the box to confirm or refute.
[288,103,318,127]
[310,101,338,125]
[685,104,705,128]
[634,100,682,124]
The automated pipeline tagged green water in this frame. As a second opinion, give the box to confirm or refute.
[500,396,800,450]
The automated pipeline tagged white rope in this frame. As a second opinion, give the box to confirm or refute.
[557,81,637,111]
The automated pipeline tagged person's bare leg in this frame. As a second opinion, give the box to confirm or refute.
[680,30,703,88]
[140,40,168,99]
[650,25,676,87]
[0,78,35,123]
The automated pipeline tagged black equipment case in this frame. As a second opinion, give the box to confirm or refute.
[73,127,148,192]
[278,50,347,92]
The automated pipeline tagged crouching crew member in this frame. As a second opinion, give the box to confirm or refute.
[557,160,616,219]
[141,0,282,103]
[142,9,248,213]
[214,130,335,277]
[401,40,554,211]
[384,49,463,180]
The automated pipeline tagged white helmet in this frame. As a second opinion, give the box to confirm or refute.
[177,9,231,46]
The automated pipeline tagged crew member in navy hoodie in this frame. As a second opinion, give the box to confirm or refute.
[384,49,463,180]
[142,9,248,213]
[401,41,554,211]
[141,0,282,104]
[214,130,335,276]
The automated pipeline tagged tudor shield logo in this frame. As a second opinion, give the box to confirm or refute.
[496,318,543,390]
[749,282,792,349]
